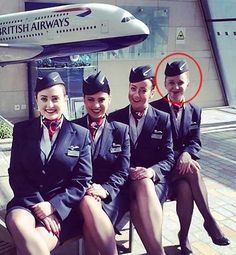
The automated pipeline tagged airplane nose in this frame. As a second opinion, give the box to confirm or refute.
[138,20,150,37]
[135,19,150,42]
[120,19,150,48]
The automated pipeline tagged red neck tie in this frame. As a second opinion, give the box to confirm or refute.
[89,117,104,140]
[131,107,144,126]
[43,118,61,140]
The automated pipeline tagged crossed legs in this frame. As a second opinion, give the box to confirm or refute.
[6,208,59,255]
[174,179,194,253]
[130,178,166,255]
[173,166,229,247]
[79,195,118,255]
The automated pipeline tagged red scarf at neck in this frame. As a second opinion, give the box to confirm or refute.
[88,117,104,140]
[43,117,62,140]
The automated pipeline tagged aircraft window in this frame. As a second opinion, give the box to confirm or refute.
[121,17,130,23]
[80,27,82,30]
[83,27,86,30]
[90,26,93,29]
[225,32,229,36]
[87,26,89,29]
[94,25,96,29]
[234,32,236,35]
[217,32,220,36]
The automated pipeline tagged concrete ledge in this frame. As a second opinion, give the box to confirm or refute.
[0,138,12,152]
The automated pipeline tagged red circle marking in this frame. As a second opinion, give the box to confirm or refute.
[154,52,203,105]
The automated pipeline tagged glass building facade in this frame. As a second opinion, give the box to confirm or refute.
[200,0,236,106]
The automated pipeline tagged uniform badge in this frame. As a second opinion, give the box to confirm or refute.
[110,143,122,153]
[151,130,163,139]
[190,122,198,130]
[67,145,80,157]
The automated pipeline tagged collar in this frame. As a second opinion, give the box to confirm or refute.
[129,105,149,119]
[86,114,106,128]
[41,115,64,129]
[167,94,186,109]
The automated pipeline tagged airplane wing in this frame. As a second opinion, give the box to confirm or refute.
[0,43,43,63]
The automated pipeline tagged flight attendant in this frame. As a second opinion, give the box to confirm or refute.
[74,72,130,255]
[151,60,230,255]
[110,65,175,255]
[6,72,93,255]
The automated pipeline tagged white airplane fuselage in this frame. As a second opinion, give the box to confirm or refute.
[0,3,149,65]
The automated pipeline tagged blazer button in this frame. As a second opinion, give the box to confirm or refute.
[42,170,46,174]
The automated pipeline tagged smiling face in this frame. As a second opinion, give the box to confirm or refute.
[128,79,154,111]
[165,71,189,103]
[84,91,111,121]
[36,84,67,120]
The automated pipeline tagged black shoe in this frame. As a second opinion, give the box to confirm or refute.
[210,235,230,246]
[178,232,193,255]
[203,222,230,246]
[181,247,193,255]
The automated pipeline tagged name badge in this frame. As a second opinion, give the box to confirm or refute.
[151,130,163,139]
[190,122,198,130]
[67,146,80,157]
[110,143,122,153]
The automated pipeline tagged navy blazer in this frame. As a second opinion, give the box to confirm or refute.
[73,115,130,202]
[109,105,174,182]
[151,97,201,160]
[7,117,93,221]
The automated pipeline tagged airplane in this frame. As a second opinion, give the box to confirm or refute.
[0,3,149,66]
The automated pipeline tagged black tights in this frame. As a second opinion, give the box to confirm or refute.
[174,170,224,242]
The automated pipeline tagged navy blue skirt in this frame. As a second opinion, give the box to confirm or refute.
[6,205,83,244]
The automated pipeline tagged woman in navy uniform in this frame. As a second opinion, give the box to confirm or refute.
[110,65,174,255]
[74,72,130,255]
[6,72,92,255]
[151,60,230,255]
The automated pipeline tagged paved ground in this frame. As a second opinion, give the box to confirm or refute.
[0,107,236,255]
[116,107,236,255]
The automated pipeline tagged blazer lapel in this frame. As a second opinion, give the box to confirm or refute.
[137,106,160,144]
[181,103,192,138]
[95,120,113,159]
[161,98,179,140]
[169,106,180,138]
[48,119,76,163]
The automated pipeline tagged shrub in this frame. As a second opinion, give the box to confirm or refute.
[0,120,13,139]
